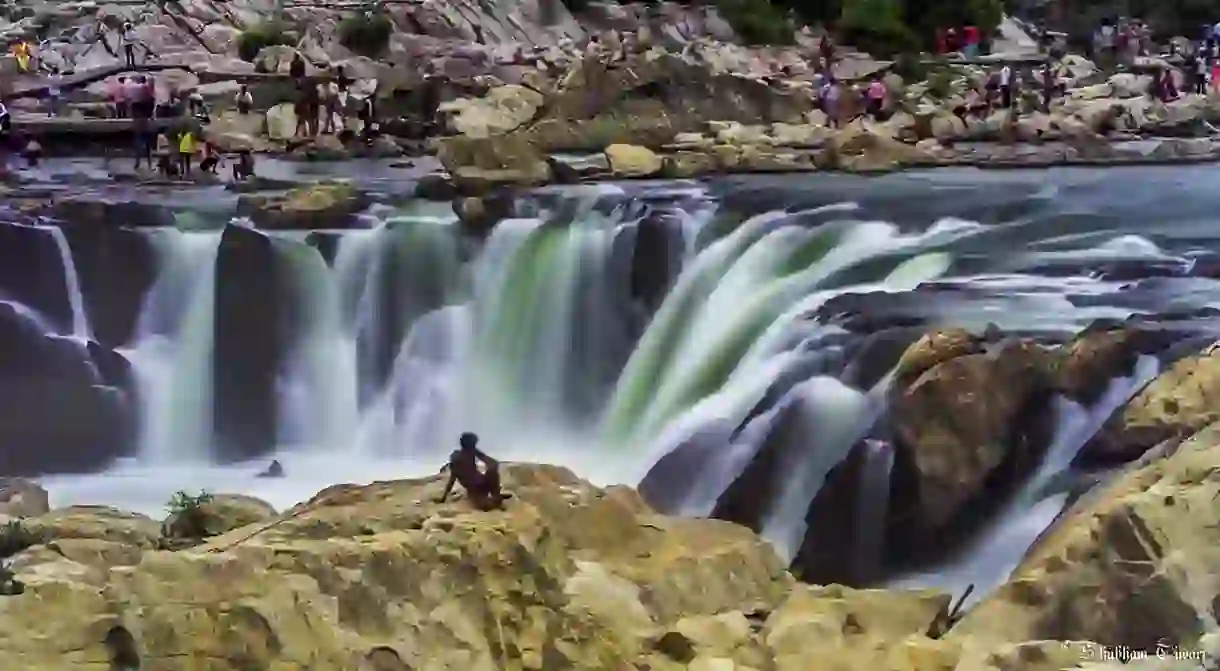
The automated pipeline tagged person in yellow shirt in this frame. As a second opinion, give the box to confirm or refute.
[12,41,29,73]
[177,128,195,175]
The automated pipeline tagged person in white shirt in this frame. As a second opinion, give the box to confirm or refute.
[122,22,137,67]
[235,84,253,114]
[998,65,1013,109]
[322,78,341,133]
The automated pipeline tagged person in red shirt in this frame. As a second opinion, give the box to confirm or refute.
[963,25,980,58]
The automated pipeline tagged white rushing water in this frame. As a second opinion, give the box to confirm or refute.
[26,182,1190,604]
[119,230,223,464]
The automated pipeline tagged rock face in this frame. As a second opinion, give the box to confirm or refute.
[889,339,1055,545]
[1083,341,1220,466]
[237,182,369,230]
[955,421,1220,655]
[0,461,1165,670]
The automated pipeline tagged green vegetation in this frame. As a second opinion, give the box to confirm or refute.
[713,0,796,45]
[338,12,394,58]
[236,20,294,63]
[166,490,214,540]
[0,520,41,559]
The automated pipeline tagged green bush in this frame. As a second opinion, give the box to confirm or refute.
[0,520,41,559]
[237,21,293,63]
[166,490,214,540]
[338,12,394,58]
[838,0,916,57]
[715,0,795,45]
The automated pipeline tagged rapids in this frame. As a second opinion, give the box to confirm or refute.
[10,160,1220,601]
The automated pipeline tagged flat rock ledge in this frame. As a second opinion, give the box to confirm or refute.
[0,450,1216,669]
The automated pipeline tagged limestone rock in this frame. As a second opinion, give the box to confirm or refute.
[605,143,662,178]
[265,102,297,142]
[436,134,552,192]
[890,340,1055,538]
[202,109,268,153]
[23,506,161,548]
[954,422,1220,651]
[892,328,985,387]
[0,464,791,670]
[441,85,544,139]
[163,494,276,541]
[1084,341,1220,466]
[0,479,49,518]
[237,182,369,230]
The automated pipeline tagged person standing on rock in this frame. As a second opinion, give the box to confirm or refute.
[436,432,509,511]
[999,64,1013,109]
[290,53,306,83]
[866,78,887,119]
[122,22,137,68]
[235,85,253,114]
[177,128,195,175]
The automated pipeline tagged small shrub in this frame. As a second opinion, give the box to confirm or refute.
[715,0,794,46]
[0,520,41,559]
[237,21,293,63]
[924,68,956,99]
[166,490,214,540]
[338,12,393,58]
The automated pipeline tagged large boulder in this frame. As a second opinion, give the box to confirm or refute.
[605,143,662,178]
[440,84,544,138]
[237,183,369,230]
[1082,341,1220,466]
[435,134,552,192]
[953,422,1220,654]
[0,464,791,669]
[889,339,1056,544]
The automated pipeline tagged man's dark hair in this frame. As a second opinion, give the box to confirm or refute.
[459,432,478,449]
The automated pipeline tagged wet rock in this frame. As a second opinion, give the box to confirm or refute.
[237,182,369,230]
[953,422,1220,651]
[212,224,282,462]
[453,194,512,235]
[0,221,79,332]
[791,439,891,586]
[1052,326,1173,406]
[548,153,612,183]
[256,459,284,479]
[0,479,49,518]
[891,328,985,388]
[889,340,1056,548]
[1080,340,1220,467]
[291,134,353,161]
[413,173,458,201]
[58,223,156,350]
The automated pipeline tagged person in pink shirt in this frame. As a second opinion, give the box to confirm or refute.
[110,76,127,118]
[866,78,887,119]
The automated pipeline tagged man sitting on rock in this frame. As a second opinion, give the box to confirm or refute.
[436,432,510,511]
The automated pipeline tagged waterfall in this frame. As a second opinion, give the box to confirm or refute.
[123,230,222,463]
[274,237,360,451]
[38,224,91,341]
[888,354,1162,603]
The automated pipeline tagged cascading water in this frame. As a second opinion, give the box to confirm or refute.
[38,224,91,341]
[121,229,222,463]
[30,167,1220,606]
[888,354,1162,602]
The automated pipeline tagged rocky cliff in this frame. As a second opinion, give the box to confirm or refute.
[0,437,1218,669]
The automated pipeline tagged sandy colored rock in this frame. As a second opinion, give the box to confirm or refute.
[237,182,369,230]
[1085,341,1220,464]
[892,328,984,386]
[441,84,544,139]
[605,143,663,178]
[891,340,1055,535]
[954,422,1220,652]
[0,479,49,518]
[23,506,161,548]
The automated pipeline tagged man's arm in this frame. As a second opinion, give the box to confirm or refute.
[436,470,456,503]
[472,446,498,468]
